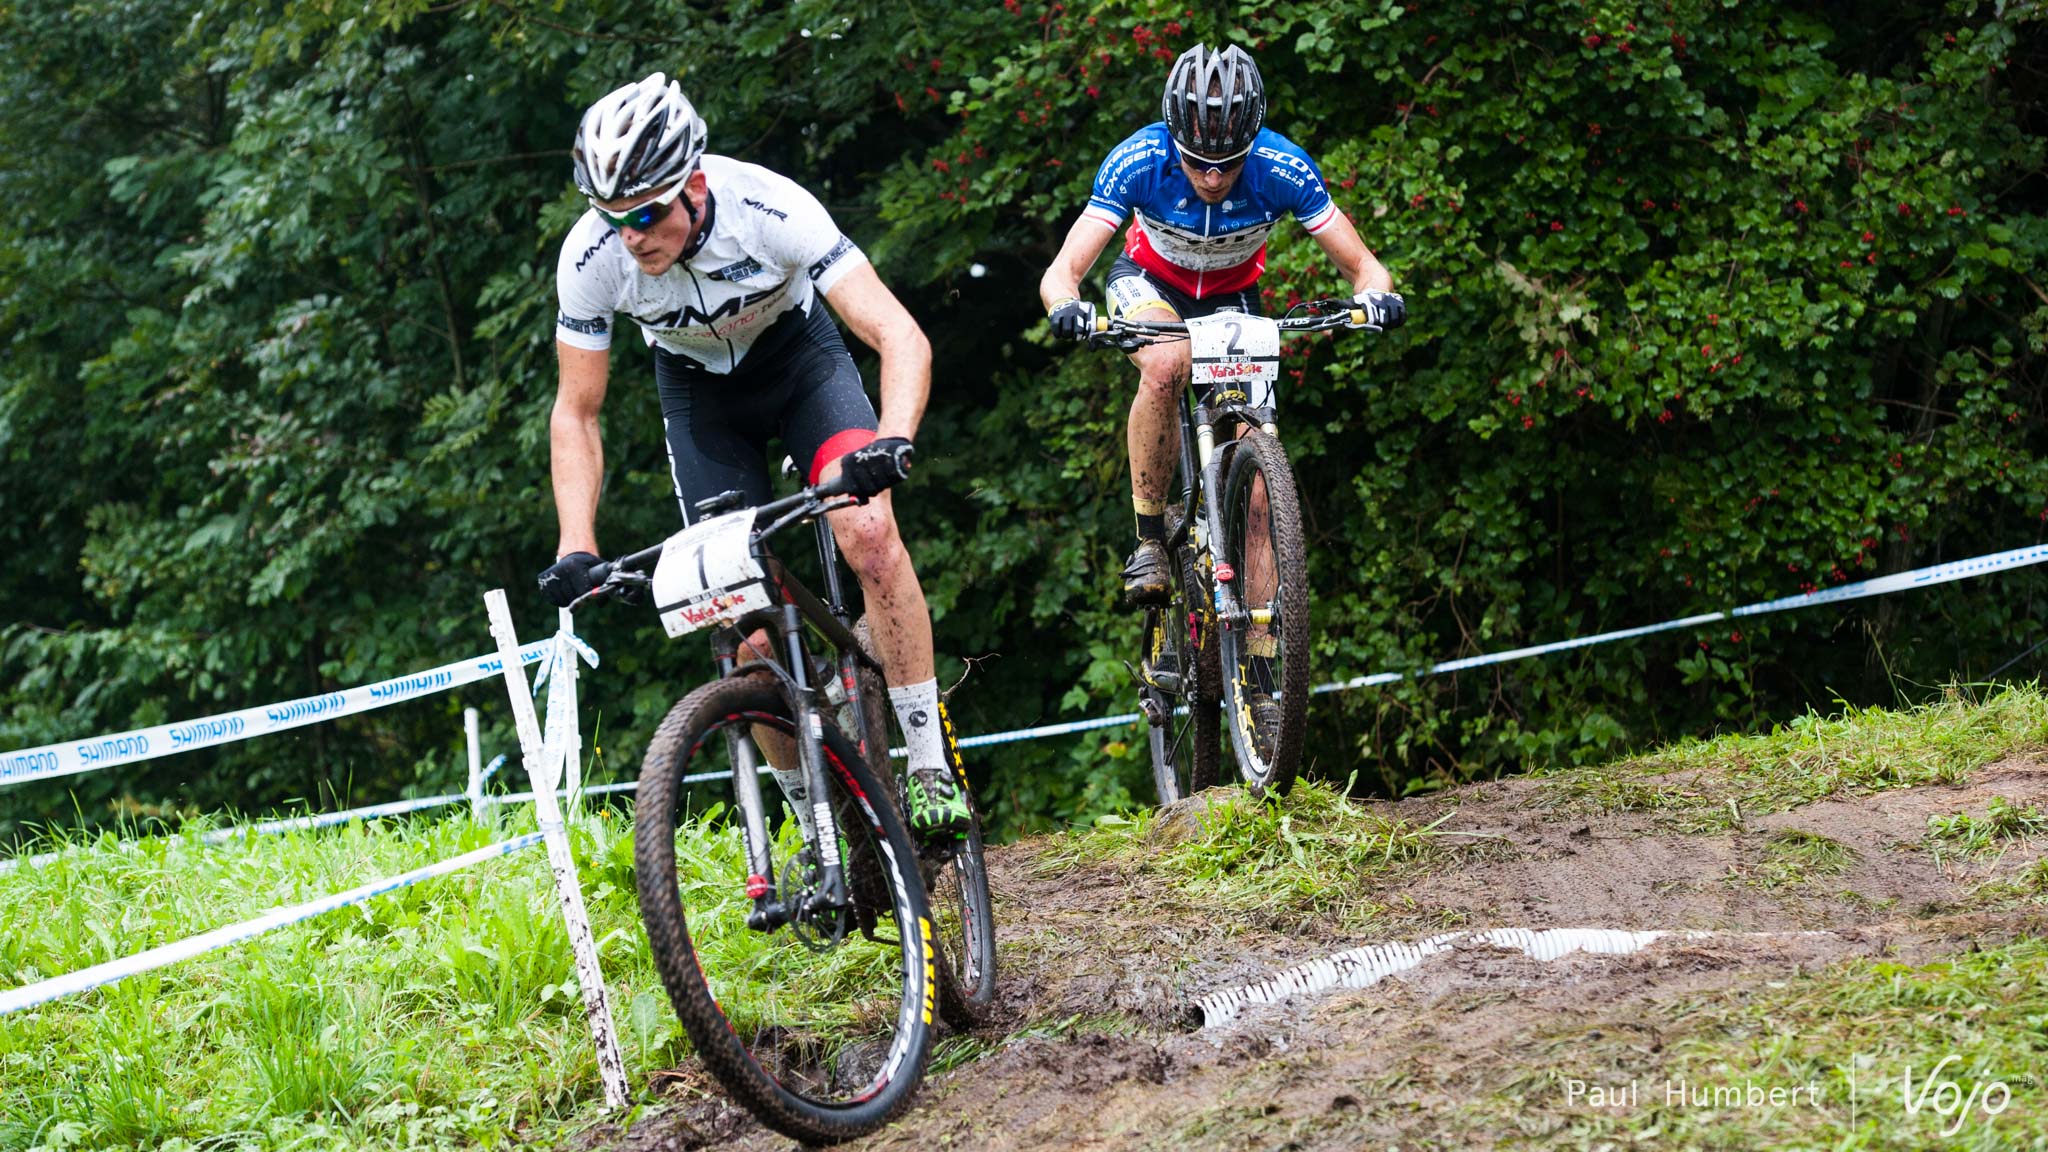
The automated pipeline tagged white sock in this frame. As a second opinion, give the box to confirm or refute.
[888,679,947,775]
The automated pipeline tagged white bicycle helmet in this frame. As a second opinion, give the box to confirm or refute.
[572,72,708,201]
[1161,45,1265,163]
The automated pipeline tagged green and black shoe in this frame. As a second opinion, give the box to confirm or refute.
[904,764,972,841]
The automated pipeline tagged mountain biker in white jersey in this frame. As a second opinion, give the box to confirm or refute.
[1037,45,1405,609]
[539,73,969,839]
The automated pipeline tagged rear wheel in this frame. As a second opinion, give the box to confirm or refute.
[1141,527,1221,805]
[1214,428,1310,798]
[849,619,998,1028]
[635,672,934,1145]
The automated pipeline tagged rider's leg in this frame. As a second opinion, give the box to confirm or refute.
[817,468,968,836]
[1125,315,1189,527]
[776,309,965,838]
[1120,305,1191,606]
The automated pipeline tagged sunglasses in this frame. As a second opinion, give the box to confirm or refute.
[1175,143,1249,178]
[590,181,685,232]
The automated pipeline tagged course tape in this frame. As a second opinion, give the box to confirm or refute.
[1316,541,2048,695]
[1196,926,1829,1027]
[957,541,2048,750]
[0,639,570,790]
[0,832,545,1015]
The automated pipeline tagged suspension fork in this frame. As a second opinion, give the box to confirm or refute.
[778,602,850,915]
[811,498,881,767]
[1179,386,1210,554]
[714,638,779,908]
[1198,403,1245,634]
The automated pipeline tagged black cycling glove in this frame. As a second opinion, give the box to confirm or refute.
[1048,297,1097,341]
[538,551,603,608]
[839,437,916,498]
[1353,290,1407,330]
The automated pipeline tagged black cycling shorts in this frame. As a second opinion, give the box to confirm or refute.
[1102,253,1266,321]
[654,301,878,525]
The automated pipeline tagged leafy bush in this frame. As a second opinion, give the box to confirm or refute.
[2,0,2045,839]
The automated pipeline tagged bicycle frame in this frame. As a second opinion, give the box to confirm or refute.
[586,484,889,936]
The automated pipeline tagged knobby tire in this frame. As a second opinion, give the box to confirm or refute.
[1143,528,1222,804]
[635,672,935,1145]
[1216,428,1311,797]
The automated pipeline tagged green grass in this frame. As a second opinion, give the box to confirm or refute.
[1034,780,1451,928]
[1542,684,2048,831]
[0,801,888,1151]
[1734,829,1858,890]
[1927,796,2048,860]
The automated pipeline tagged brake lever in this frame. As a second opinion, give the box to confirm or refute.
[567,570,650,613]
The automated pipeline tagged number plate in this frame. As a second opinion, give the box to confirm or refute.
[652,510,771,638]
[1187,312,1281,409]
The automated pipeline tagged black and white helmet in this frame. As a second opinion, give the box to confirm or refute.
[1160,44,1265,163]
[572,72,708,201]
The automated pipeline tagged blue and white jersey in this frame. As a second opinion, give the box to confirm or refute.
[1083,123,1339,298]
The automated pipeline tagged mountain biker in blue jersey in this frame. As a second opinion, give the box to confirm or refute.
[1037,44,1405,608]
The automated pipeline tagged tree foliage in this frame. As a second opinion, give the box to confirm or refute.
[3,0,2046,842]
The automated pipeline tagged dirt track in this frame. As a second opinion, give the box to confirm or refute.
[588,757,2048,1150]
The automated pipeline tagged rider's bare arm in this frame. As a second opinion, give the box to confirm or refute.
[550,340,610,557]
[1311,211,1393,296]
[1039,214,1118,311]
[822,262,932,441]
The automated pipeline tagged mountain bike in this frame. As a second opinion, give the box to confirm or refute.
[1075,299,1384,804]
[568,471,995,1144]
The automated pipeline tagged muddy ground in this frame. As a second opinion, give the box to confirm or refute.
[587,756,2048,1151]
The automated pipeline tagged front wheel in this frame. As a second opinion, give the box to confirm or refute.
[1214,428,1311,798]
[635,673,935,1145]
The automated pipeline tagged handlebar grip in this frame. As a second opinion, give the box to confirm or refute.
[1350,309,1368,327]
[586,561,614,587]
[1092,316,1110,333]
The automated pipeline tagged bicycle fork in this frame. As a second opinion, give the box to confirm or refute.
[718,609,853,934]
[1194,403,1280,639]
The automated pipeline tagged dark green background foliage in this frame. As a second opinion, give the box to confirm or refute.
[3,0,2045,842]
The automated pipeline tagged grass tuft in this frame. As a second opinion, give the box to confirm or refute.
[1927,796,2048,859]
[1543,683,2048,831]
[1736,829,1857,889]
[1036,781,1447,927]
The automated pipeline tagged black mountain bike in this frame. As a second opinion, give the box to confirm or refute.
[1076,299,1383,804]
[570,472,995,1144]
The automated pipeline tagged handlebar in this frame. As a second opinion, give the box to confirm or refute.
[578,472,865,606]
[1078,297,1387,349]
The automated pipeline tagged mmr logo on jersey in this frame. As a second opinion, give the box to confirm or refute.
[640,287,780,330]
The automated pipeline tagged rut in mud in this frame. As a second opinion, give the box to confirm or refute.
[586,751,2048,1151]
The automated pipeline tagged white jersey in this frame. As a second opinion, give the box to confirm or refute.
[554,154,867,374]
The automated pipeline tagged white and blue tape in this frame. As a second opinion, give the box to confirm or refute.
[963,541,2048,749]
[0,639,570,790]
